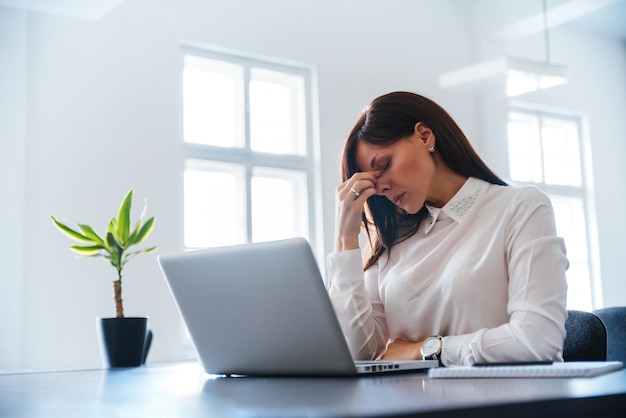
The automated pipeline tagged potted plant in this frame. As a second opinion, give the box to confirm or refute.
[51,189,157,367]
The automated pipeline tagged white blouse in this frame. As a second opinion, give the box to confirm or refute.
[325,177,569,366]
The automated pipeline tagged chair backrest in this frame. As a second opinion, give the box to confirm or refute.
[563,310,607,361]
[593,307,626,366]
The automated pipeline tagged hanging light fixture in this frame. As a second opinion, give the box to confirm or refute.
[439,0,568,97]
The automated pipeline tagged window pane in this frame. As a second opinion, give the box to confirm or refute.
[249,68,306,155]
[550,195,591,310]
[565,263,592,312]
[550,195,588,264]
[251,167,308,242]
[541,118,582,186]
[184,160,246,248]
[183,55,245,148]
[507,112,543,183]
[508,109,594,311]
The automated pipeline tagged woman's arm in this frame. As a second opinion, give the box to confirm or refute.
[325,250,388,360]
[442,188,569,365]
[326,169,388,359]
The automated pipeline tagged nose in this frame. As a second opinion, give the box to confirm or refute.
[375,175,390,196]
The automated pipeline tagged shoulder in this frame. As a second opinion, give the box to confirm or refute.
[480,182,555,229]
[483,183,558,242]
[486,182,552,208]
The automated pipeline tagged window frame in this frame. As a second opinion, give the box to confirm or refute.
[506,103,602,310]
[179,43,323,256]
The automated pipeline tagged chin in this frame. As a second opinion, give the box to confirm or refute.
[401,200,425,215]
[400,204,420,215]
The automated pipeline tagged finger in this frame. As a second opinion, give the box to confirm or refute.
[349,186,361,198]
[345,171,380,198]
[346,184,376,202]
[350,169,381,183]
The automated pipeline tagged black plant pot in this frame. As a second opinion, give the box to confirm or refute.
[96,317,152,368]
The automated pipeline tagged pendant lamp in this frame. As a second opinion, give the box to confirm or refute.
[439,0,568,97]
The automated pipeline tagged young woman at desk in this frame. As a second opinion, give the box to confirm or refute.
[325,91,569,367]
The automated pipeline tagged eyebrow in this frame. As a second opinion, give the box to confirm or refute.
[356,155,378,171]
[369,154,386,169]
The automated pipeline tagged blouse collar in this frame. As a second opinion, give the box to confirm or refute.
[424,177,488,234]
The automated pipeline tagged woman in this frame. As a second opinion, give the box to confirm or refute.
[326,91,568,366]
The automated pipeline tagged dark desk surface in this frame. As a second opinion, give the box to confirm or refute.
[1,362,625,418]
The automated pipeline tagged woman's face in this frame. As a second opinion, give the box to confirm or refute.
[354,124,436,214]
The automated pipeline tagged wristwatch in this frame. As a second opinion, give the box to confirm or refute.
[421,335,443,362]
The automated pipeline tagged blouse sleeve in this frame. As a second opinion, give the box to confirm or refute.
[325,249,388,360]
[442,187,569,366]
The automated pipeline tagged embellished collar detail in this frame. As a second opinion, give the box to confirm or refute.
[424,177,488,234]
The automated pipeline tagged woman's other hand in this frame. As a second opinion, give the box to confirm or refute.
[380,339,424,361]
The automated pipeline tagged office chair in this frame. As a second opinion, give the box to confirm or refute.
[593,306,626,366]
[563,310,607,361]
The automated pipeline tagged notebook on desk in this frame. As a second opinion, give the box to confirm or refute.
[428,361,624,379]
[158,237,439,376]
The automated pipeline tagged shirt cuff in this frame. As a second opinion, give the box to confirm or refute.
[325,249,364,288]
[441,334,481,366]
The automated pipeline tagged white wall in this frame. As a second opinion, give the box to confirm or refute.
[1,0,624,369]
[0,6,27,367]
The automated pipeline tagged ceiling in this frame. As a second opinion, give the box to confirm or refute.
[0,0,125,20]
[0,0,624,40]
[488,0,626,42]
[569,0,626,40]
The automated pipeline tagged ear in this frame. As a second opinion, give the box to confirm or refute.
[414,122,434,145]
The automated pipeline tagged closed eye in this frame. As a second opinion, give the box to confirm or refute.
[370,154,390,172]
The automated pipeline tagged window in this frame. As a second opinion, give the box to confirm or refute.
[507,109,600,311]
[181,46,321,252]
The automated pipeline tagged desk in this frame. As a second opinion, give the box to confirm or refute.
[1,362,625,417]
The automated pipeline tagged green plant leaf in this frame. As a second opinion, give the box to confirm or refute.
[106,232,123,270]
[70,245,104,256]
[117,189,133,244]
[126,220,142,246]
[77,224,104,245]
[121,246,157,268]
[131,217,155,246]
[50,216,93,243]
[106,232,122,253]
[52,190,157,296]
[107,218,120,247]
[107,219,116,236]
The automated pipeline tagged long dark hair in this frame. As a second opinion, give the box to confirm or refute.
[341,91,507,270]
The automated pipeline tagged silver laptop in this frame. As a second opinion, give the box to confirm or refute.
[158,237,438,376]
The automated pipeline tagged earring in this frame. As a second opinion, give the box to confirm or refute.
[429,146,436,153]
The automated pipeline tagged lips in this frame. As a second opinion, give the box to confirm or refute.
[392,192,405,206]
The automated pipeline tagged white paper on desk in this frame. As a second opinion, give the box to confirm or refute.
[428,361,624,379]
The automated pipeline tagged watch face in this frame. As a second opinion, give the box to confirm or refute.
[423,337,440,355]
